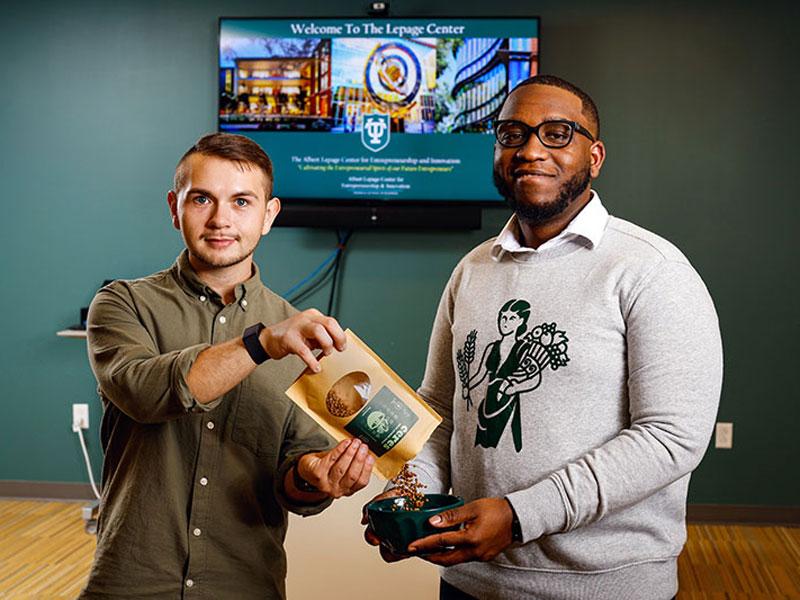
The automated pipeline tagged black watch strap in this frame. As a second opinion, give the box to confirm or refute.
[292,461,319,493]
[505,497,523,543]
[243,323,270,365]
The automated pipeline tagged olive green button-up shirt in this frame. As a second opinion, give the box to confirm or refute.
[80,251,334,600]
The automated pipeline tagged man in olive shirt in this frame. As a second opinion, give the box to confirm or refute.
[81,133,374,599]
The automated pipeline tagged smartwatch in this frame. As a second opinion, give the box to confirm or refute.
[242,323,270,365]
[292,462,319,493]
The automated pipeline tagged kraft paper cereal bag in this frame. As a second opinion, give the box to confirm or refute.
[286,329,441,479]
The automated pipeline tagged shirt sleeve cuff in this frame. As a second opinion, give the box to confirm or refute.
[505,477,568,544]
[170,343,219,413]
[274,455,333,517]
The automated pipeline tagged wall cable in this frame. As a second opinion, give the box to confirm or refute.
[76,427,101,500]
[283,230,353,314]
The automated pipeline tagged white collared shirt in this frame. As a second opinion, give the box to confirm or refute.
[490,190,609,260]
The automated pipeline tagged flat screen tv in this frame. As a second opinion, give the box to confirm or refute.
[218,17,540,228]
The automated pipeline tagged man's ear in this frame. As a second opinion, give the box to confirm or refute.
[589,140,606,179]
[167,191,181,231]
[261,197,282,235]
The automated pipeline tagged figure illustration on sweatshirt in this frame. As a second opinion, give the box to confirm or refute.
[456,299,570,452]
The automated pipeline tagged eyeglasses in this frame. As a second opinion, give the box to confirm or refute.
[494,119,596,149]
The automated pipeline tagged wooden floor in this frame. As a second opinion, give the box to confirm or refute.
[0,500,95,598]
[0,499,798,599]
[678,523,800,599]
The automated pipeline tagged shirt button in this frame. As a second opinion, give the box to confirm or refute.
[241,299,248,307]
[199,477,208,486]
[199,295,206,302]
[193,528,202,537]
[186,579,194,588]
[219,315,227,324]
[206,421,215,430]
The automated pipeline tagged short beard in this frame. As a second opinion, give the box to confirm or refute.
[494,166,591,225]
[190,238,257,270]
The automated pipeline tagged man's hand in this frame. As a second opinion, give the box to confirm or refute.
[296,439,374,499]
[261,309,346,373]
[406,497,514,566]
[360,488,411,563]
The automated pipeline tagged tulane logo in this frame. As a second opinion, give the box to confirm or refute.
[361,113,390,153]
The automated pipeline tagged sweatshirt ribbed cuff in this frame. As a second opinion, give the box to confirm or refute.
[505,477,567,543]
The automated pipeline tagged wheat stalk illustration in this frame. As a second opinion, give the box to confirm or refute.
[456,329,478,410]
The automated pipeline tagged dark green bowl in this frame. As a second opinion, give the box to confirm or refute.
[366,493,464,555]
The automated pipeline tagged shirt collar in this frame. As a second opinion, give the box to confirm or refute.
[173,249,262,307]
[491,190,609,260]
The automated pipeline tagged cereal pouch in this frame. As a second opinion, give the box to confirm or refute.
[286,329,441,479]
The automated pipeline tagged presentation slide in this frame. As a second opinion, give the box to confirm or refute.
[219,18,539,202]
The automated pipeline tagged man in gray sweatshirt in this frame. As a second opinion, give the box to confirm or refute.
[364,75,723,599]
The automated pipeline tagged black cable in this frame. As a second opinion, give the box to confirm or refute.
[287,231,344,305]
[327,252,342,316]
[288,259,338,305]
[287,229,353,312]
[290,266,335,305]
[327,229,353,317]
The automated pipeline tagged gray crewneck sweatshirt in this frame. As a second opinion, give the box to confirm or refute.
[411,209,723,600]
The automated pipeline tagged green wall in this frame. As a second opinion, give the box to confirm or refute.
[1,0,797,506]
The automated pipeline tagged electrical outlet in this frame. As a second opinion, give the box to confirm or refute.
[715,422,733,449]
[72,403,89,432]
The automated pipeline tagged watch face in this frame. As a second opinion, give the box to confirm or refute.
[246,322,265,336]
[244,323,269,364]
[512,518,522,542]
[293,465,318,492]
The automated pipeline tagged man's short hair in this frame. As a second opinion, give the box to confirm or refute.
[502,74,600,137]
[174,133,274,197]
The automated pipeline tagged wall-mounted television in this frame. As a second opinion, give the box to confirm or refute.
[218,17,540,228]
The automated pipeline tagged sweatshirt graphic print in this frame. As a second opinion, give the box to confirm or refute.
[456,299,570,452]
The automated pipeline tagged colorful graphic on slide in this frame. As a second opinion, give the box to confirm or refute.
[329,37,435,134]
[219,24,536,136]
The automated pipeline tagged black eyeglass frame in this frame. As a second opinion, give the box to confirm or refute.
[494,119,596,149]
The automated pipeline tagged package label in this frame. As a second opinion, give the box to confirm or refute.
[345,386,419,457]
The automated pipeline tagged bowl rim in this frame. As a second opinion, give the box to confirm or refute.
[367,493,464,515]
